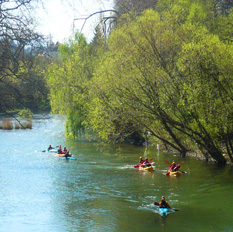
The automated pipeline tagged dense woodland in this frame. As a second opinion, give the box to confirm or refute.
[1,0,233,164]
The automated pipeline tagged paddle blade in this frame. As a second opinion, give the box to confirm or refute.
[166,171,170,176]
[165,160,170,165]
[154,202,159,206]
[134,165,140,168]
[150,158,154,161]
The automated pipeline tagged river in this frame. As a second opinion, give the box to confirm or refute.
[0,115,232,232]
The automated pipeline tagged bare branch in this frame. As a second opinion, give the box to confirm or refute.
[73,10,119,36]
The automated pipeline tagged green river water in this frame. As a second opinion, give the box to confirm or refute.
[0,115,232,232]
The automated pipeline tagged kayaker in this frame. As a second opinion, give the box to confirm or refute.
[139,156,145,164]
[169,161,180,172]
[159,196,171,209]
[63,146,67,154]
[144,158,151,167]
[47,145,54,151]
[58,145,62,154]
[65,150,71,158]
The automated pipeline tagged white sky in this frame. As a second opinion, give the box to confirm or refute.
[35,0,114,43]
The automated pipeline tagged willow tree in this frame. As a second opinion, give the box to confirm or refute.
[157,0,233,163]
[86,3,233,164]
[46,34,93,138]
[87,10,190,154]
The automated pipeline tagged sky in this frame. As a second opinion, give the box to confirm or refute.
[35,0,114,43]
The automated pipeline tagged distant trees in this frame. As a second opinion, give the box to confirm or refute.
[114,0,157,16]
[0,0,50,112]
[113,0,233,18]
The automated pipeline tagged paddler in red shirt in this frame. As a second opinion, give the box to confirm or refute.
[139,156,145,165]
[169,161,180,172]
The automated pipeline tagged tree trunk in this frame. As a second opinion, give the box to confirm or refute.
[206,144,226,164]
[226,137,233,163]
[162,120,188,157]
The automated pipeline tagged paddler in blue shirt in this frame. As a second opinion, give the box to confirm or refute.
[58,145,62,154]
[65,150,71,158]
[144,158,151,167]
[47,145,54,151]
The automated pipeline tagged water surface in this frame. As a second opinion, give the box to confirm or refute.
[0,115,232,232]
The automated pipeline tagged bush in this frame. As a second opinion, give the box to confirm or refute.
[18,109,33,119]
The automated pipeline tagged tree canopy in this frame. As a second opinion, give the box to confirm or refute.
[45,0,233,164]
[0,0,50,112]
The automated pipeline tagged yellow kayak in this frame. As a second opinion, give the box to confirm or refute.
[166,170,181,176]
[139,166,154,171]
[55,153,72,157]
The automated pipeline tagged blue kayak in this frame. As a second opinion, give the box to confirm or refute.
[48,148,58,153]
[159,208,170,217]
[60,157,77,160]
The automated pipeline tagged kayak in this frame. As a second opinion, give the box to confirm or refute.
[166,170,181,176]
[139,166,154,171]
[60,157,76,160]
[48,149,58,153]
[55,153,72,157]
[159,208,170,217]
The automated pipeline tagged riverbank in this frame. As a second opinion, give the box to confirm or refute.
[175,150,233,166]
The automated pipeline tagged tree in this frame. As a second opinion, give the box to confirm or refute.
[0,0,46,112]
[46,33,93,138]
[114,0,157,16]
[86,5,233,163]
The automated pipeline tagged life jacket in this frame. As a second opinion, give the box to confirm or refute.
[159,200,169,208]
[170,164,176,171]
[139,159,144,164]
[170,164,180,172]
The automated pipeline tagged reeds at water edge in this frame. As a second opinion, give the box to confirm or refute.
[3,119,14,130]
[15,122,21,129]
[22,120,32,129]
[0,119,32,130]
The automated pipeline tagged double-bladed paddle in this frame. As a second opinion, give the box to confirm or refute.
[134,158,154,168]
[165,160,186,174]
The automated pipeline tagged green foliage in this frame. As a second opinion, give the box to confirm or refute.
[46,33,95,138]
[84,2,233,163]
[65,110,85,139]
[18,109,33,119]
[176,33,233,136]
[45,1,233,163]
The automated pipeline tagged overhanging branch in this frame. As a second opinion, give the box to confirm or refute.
[73,10,119,37]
